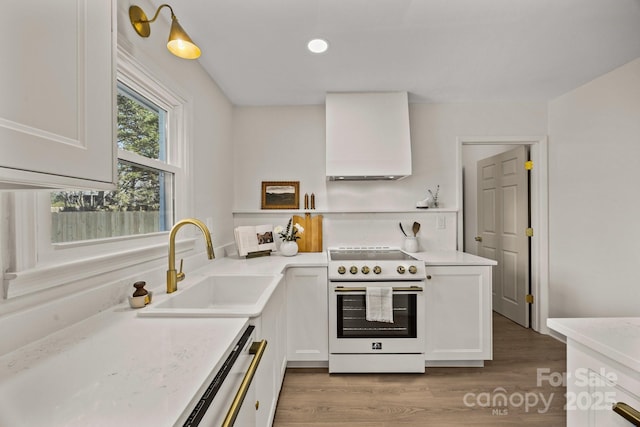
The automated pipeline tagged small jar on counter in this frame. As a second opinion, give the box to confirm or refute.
[129,281,152,308]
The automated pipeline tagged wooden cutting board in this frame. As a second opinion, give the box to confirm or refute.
[293,213,323,252]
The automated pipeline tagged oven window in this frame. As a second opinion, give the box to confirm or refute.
[336,294,417,338]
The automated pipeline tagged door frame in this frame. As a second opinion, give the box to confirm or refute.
[456,136,549,334]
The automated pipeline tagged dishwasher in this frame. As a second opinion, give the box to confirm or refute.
[181,325,267,427]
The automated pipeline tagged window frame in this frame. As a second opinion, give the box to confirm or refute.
[49,82,178,245]
[4,48,195,299]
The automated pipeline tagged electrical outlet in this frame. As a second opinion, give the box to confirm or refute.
[437,216,446,229]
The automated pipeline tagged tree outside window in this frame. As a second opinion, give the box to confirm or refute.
[51,84,174,243]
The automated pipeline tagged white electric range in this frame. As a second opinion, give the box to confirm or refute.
[327,247,426,373]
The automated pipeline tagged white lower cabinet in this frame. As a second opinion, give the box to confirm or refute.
[251,277,286,427]
[285,267,328,364]
[424,265,492,366]
[566,340,640,426]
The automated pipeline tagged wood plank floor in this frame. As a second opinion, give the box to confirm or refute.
[273,312,567,426]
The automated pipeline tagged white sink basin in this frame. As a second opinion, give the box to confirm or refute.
[138,274,282,318]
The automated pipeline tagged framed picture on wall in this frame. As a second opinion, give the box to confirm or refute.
[261,181,300,209]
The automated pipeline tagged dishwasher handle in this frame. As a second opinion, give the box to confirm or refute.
[221,340,268,427]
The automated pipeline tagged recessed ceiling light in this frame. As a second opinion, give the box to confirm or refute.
[307,38,329,54]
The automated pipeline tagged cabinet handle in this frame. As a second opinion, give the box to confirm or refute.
[426,275,432,280]
[613,402,640,425]
[222,340,268,427]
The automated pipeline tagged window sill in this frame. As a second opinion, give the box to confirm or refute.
[3,239,196,299]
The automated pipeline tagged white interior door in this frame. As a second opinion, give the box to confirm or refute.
[477,146,530,327]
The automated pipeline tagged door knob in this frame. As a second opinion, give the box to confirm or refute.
[475,236,482,242]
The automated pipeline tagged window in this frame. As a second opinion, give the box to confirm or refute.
[4,49,192,299]
[50,83,175,243]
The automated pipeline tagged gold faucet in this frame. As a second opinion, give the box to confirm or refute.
[167,218,215,293]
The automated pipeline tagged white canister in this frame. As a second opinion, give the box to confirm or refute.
[404,237,419,253]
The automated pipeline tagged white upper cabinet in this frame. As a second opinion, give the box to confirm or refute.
[0,0,116,190]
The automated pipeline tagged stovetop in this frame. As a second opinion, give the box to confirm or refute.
[327,247,426,281]
[329,247,417,262]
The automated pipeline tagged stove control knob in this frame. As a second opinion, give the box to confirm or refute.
[337,266,346,275]
[361,266,370,274]
[373,266,382,274]
[409,265,418,274]
[397,266,406,274]
[350,266,358,274]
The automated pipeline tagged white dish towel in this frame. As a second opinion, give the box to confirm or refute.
[366,287,394,323]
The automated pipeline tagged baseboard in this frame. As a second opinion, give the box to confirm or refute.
[286,360,329,368]
[425,360,484,367]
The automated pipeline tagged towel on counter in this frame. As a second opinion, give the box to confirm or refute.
[366,287,394,323]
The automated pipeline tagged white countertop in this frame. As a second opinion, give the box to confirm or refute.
[249,249,495,267]
[547,317,640,373]
[206,251,328,274]
[412,250,497,266]
[0,252,326,427]
[273,248,495,266]
[0,308,249,427]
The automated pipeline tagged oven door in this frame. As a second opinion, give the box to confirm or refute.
[328,281,425,354]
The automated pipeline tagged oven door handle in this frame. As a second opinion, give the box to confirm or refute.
[334,286,423,292]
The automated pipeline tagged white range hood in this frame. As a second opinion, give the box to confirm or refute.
[325,92,412,181]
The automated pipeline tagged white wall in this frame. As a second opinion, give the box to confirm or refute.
[410,103,547,212]
[232,106,327,211]
[233,102,547,212]
[117,0,235,248]
[232,102,546,249]
[548,57,640,318]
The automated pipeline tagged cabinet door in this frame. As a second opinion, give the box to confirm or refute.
[286,267,328,362]
[0,0,115,190]
[425,266,492,361]
[253,278,285,427]
[253,345,272,427]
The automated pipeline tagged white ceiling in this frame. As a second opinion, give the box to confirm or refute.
[156,0,640,106]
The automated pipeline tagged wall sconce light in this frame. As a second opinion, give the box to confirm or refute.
[129,4,201,59]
